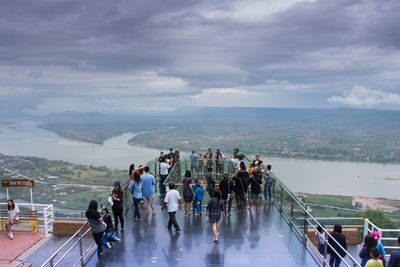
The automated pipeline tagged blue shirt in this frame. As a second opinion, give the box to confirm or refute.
[128,181,143,199]
[189,153,199,166]
[194,187,203,201]
[141,173,156,196]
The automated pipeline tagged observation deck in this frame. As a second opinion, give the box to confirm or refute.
[5,157,399,267]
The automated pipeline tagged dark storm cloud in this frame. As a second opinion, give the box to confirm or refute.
[0,0,400,113]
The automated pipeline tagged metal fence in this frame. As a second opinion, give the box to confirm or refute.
[0,202,54,237]
[271,173,362,267]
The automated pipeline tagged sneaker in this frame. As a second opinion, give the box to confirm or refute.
[106,242,111,248]
[114,237,121,242]
[175,229,181,234]
[135,218,140,221]
[9,232,13,239]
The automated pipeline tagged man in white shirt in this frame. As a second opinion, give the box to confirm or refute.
[161,183,182,233]
[158,158,171,196]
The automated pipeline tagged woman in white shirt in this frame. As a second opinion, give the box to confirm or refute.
[6,199,19,240]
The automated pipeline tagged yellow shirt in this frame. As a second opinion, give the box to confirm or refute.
[248,167,254,178]
[365,259,383,267]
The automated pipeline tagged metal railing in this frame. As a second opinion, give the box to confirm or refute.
[271,173,362,267]
[40,159,158,267]
[364,218,400,257]
[0,202,54,237]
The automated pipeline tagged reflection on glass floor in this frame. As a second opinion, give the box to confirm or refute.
[85,202,321,267]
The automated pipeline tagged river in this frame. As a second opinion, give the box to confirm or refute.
[1,120,399,200]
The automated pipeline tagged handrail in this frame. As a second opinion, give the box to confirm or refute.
[272,173,362,267]
[41,159,154,267]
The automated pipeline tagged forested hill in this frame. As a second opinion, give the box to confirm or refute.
[36,107,400,163]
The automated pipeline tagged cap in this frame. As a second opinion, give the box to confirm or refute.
[371,231,380,239]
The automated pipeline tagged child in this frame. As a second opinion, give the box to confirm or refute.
[102,208,121,248]
[193,182,204,216]
[315,224,326,256]
[192,179,199,214]
[365,247,383,267]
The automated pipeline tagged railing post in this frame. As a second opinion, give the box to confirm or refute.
[79,228,84,267]
[43,207,49,237]
[303,205,308,243]
[290,198,294,219]
[50,257,54,267]
[280,184,283,208]
[363,218,369,239]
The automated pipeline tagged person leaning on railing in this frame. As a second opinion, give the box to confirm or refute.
[86,200,106,257]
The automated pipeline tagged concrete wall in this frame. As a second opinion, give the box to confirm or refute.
[53,221,91,236]
[308,228,359,245]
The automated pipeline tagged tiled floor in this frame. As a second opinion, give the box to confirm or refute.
[0,230,43,259]
[85,203,320,267]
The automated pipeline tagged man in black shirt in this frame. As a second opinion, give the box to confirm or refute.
[219,173,234,216]
[232,163,248,213]
[248,169,262,211]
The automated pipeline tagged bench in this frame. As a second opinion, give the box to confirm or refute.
[0,210,39,235]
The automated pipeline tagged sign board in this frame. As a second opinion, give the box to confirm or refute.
[1,179,35,188]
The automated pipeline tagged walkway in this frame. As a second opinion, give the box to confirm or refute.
[85,203,320,267]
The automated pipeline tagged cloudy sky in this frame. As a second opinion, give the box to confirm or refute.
[1,0,400,114]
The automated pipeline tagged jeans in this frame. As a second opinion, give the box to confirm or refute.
[93,231,104,256]
[159,174,168,195]
[215,161,223,175]
[236,194,245,212]
[190,165,198,178]
[168,211,180,231]
[102,231,118,245]
[329,255,341,267]
[222,197,232,214]
[133,197,141,219]
[112,206,124,229]
[195,200,202,214]
[318,243,325,256]
[263,182,272,200]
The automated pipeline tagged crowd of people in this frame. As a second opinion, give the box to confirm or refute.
[83,148,400,267]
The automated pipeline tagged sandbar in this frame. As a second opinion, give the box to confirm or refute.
[57,138,100,147]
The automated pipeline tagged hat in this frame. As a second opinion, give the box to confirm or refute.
[113,181,121,187]
[371,231,380,239]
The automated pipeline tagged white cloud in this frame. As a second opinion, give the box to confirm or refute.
[202,0,317,23]
[328,85,400,106]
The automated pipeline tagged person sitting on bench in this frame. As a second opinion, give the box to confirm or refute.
[6,199,19,240]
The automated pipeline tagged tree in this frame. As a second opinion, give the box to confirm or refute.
[357,208,396,229]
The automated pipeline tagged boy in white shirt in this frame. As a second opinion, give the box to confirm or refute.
[161,183,182,233]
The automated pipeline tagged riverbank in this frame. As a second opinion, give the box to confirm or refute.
[56,138,100,147]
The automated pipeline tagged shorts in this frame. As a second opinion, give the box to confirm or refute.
[143,195,155,209]
[251,193,260,200]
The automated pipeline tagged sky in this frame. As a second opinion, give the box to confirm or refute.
[1,0,400,114]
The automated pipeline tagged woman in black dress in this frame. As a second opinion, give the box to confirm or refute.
[182,170,194,215]
[206,190,225,242]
